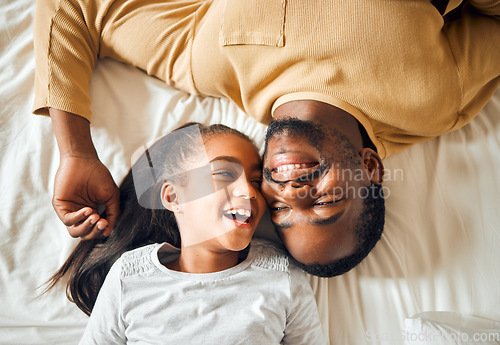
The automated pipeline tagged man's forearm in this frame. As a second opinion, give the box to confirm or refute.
[49,108,98,159]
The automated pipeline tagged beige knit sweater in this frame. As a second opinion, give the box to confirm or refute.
[33,0,500,158]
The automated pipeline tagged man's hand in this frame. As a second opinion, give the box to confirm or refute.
[53,155,119,240]
[48,108,120,240]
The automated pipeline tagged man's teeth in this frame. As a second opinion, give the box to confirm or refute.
[225,209,251,218]
[275,163,310,173]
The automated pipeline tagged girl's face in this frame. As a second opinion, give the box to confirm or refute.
[166,134,266,252]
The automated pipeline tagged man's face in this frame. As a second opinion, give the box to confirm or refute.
[261,118,373,265]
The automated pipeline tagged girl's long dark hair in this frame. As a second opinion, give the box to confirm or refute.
[44,123,252,316]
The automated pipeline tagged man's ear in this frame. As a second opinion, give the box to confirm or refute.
[161,182,180,212]
[359,148,384,184]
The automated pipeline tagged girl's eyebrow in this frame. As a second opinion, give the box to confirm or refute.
[209,155,239,163]
[210,155,262,172]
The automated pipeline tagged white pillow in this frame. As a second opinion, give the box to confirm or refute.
[404,312,500,345]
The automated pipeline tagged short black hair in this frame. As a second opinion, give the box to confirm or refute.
[291,183,385,278]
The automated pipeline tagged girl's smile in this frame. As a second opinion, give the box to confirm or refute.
[161,131,266,272]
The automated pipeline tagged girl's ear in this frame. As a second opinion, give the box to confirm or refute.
[359,148,384,184]
[161,182,181,212]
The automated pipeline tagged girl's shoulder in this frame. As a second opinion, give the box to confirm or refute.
[247,239,312,296]
[117,243,163,277]
[249,239,291,273]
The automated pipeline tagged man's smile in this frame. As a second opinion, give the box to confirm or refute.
[268,152,320,182]
[272,162,320,182]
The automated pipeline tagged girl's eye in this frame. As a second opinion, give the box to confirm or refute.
[213,170,235,180]
[251,178,262,187]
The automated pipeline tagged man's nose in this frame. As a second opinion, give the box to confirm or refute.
[289,180,305,189]
[282,182,313,200]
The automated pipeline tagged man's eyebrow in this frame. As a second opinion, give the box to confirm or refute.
[274,211,344,231]
[310,211,344,226]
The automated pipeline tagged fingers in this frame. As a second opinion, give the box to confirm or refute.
[65,211,102,239]
[79,217,108,241]
[51,155,121,240]
[53,201,117,240]
[58,207,93,227]
[101,193,120,237]
[53,205,102,239]
[56,205,109,240]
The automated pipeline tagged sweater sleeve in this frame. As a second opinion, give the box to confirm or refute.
[33,0,202,121]
[79,258,126,345]
[282,265,326,345]
[33,0,112,121]
[443,1,500,131]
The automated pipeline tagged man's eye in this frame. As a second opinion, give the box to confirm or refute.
[314,194,343,206]
[314,201,333,206]
[271,205,288,212]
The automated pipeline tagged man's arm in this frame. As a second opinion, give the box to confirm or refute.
[34,0,120,238]
[50,108,119,239]
[442,0,500,130]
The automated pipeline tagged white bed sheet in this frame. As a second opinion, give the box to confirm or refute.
[1,0,499,344]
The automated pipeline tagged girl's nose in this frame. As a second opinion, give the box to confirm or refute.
[232,178,257,200]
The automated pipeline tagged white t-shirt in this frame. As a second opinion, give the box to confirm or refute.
[79,239,325,345]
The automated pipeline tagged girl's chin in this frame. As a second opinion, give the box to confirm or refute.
[218,228,254,251]
[221,240,252,253]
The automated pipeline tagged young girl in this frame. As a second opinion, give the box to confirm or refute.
[48,123,325,344]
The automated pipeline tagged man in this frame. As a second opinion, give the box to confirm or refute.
[33,0,499,277]
[261,103,385,277]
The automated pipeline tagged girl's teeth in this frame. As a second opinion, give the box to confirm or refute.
[226,209,251,217]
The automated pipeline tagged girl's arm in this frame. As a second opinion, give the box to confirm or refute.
[282,265,327,345]
[79,258,126,345]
